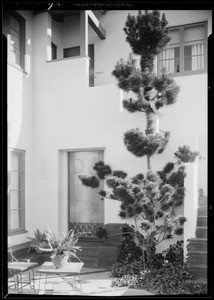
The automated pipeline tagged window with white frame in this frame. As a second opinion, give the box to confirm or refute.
[8,149,25,234]
[158,22,207,75]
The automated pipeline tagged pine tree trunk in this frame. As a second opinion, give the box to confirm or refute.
[147,155,151,170]
[146,112,154,170]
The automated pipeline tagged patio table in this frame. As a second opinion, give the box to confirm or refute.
[36,261,84,295]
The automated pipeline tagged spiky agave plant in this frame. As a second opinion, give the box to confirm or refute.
[38,227,82,259]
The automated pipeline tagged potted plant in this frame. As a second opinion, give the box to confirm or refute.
[27,228,48,254]
[38,228,82,269]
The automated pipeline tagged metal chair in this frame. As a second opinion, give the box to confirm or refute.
[8,241,38,294]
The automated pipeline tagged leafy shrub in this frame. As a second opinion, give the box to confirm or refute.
[141,262,207,295]
[111,260,146,288]
[95,226,107,239]
[111,260,145,278]
[116,224,143,263]
[111,239,207,295]
[164,240,184,266]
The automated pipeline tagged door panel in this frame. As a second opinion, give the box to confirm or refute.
[68,150,104,236]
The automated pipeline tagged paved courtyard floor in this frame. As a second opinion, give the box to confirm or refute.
[8,266,153,296]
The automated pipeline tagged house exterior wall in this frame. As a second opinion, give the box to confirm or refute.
[6,10,35,246]
[6,9,211,248]
[50,10,209,194]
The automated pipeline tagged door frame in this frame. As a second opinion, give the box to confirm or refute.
[58,147,105,234]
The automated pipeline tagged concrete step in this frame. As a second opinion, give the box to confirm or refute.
[188,266,207,282]
[199,196,207,207]
[196,227,207,238]
[79,237,103,242]
[78,247,99,257]
[197,216,207,227]
[79,256,99,268]
[198,206,207,216]
[188,253,207,265]
[189,238,207,251]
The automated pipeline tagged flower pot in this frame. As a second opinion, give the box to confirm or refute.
[51,255,68,269]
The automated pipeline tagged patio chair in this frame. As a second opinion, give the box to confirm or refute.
[8,241,38,294]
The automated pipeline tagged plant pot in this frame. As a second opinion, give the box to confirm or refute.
[51,255,68,269]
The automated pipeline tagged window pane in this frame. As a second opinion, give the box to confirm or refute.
[10,210,20,230]
[184,57,192,71]
[11,151,24,172]
[184,44,205,71]
[10,191,24,208]
[160,47,180,73]
[51,42,57,60]
[10,29,21,49]
[10,171,24,190]
[184,45,191,56]
[169,29,180,44]
[63,46,80,58]
[10,191,19,209]
[10,15,21,33]
[184,24,205,42]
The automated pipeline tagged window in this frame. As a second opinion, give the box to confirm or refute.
[51,42,57,60]
[63,46,80,58]
[8,149,25,234]
[158,22,207,75]
[8,11,26,70]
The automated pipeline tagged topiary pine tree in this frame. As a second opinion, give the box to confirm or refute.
[79,10,198,264]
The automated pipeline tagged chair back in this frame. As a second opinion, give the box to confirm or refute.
[8,238,18,262]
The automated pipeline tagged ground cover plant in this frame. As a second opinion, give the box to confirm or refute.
[111,238,207,295]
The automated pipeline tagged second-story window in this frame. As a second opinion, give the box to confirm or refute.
[8,11,26,70]
[158,22,207,76]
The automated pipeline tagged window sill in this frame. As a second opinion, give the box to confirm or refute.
[9,230,28,236]
[8,62,27,75]
[160,70,207,77]
[46,55,90,63]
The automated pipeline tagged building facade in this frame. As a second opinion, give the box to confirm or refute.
[4,10,211,252]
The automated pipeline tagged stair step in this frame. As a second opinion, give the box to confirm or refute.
[78,247,99,257]
[197,216,207,227]
[198,206,207,216]
[189,238,207,251]
[79,237,102,242]
[188,254,207,265]
[199,196,207,207]
[188,266,207,281]
[196,227,207,238]
[79,256,99,268]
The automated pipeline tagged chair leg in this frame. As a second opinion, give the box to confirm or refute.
[78,274,82,292]
[19,272,23,294]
